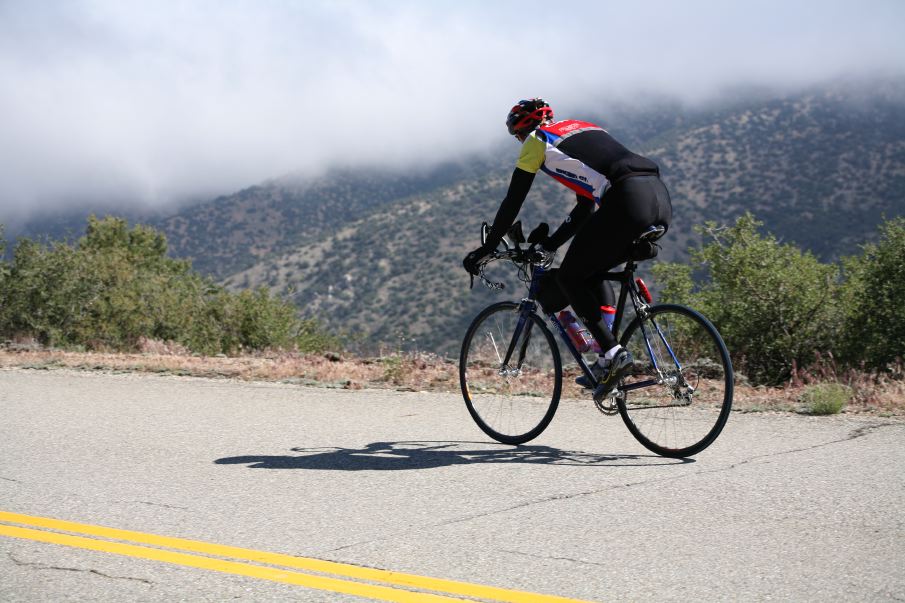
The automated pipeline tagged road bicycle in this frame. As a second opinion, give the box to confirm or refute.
[459,221,733,458]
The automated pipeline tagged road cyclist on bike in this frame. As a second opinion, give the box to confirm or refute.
[463,98,673,399]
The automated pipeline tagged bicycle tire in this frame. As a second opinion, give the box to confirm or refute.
[618,304,733,458]
[459,302,562,445]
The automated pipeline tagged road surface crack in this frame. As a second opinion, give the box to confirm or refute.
[321,422,901,552]
[699,421,898,476]
[497,549,608,568]
[428,473,688,529]
[7,552,154,585]
[423,423,901,529]
[0,476,21,483]
[126,500,189,511]
[323,538,383,554]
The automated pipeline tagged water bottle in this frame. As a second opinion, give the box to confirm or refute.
[576,306,617,355]
[558,310,595,353]
[601,305,616,332]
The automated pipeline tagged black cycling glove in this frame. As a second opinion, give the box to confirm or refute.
[463,244,494,276]
[527,223,557,252]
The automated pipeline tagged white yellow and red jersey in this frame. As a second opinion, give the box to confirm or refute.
[515,119,659,203]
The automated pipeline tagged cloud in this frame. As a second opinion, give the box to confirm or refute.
[1,0,904,223]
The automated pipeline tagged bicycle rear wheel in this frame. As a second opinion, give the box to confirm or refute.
[459,302,562,445]
[618,304,733,458]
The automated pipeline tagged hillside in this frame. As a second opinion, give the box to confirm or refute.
[221,83,905,355]
[223,171,573,352]
[152,162,499,279]
[644,85,905,255]
[5,82,904,355]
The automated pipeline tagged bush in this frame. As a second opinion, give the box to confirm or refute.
[654,213,841,385]
[839,218,905,371]
[0,216,338,355]
[800,383,851,415]
[380,354,405,384]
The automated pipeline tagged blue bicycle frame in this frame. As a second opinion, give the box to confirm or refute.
[503,263,681,395]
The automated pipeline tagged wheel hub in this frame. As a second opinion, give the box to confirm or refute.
[497,365,521,378]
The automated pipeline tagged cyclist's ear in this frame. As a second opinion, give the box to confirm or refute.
[528,223,550,244]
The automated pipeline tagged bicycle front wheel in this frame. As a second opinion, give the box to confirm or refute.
[459,302,562,445]
[619,304,733,458]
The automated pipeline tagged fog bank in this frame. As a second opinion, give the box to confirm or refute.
[1,0,904,224]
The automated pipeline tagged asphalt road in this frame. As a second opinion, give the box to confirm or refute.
[1,369,903,601]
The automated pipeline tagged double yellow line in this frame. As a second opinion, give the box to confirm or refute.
[0,510,594,602]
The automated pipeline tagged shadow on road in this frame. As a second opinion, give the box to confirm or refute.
[214,441,693,471]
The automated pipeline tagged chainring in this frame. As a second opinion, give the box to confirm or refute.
[593,389,622,415]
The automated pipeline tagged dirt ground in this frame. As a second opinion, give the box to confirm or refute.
[1,346,902,416]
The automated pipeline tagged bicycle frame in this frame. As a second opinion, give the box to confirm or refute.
[502,261,682,395]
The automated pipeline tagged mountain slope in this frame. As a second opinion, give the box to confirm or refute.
[645,85,905,255]
[223,170,573,352]
[223,84,905,355]
[152,161,501,279]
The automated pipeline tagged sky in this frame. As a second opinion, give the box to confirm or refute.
[1,0,904,225]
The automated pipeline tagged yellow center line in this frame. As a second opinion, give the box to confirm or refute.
[0,511,596,603]
[0,523,463,602]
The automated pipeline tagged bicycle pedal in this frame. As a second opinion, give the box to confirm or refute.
[592,385,615,404]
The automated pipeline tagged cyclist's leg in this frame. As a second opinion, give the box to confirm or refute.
[557,235,625,352]
[557,175,671,352]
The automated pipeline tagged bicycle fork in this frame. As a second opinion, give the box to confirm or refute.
[495,301,536,377]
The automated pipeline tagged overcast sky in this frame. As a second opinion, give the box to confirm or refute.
[1,0,904,224]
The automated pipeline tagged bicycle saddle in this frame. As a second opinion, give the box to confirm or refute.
[635,224,666,242]
[630,225,666,260]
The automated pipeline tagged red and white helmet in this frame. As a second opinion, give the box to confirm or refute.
[506,98,553,139]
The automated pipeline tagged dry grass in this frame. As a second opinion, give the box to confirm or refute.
[0,344,459,392]
[1,343,902,416]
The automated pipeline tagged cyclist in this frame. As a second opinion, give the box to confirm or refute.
[463,98,672,397]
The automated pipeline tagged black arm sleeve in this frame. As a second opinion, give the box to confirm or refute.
[485,168,535,248]
[547,195,594,249]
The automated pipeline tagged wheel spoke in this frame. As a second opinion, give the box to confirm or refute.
[486,330,503,365]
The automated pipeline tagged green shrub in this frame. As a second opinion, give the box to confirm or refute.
[0,216,338,355]
[295,318,343,354]
[380,354,405,384]
[800,383,851,415]
[214,287,302,354]
[839,218,905,371]
[654,213,841,385]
